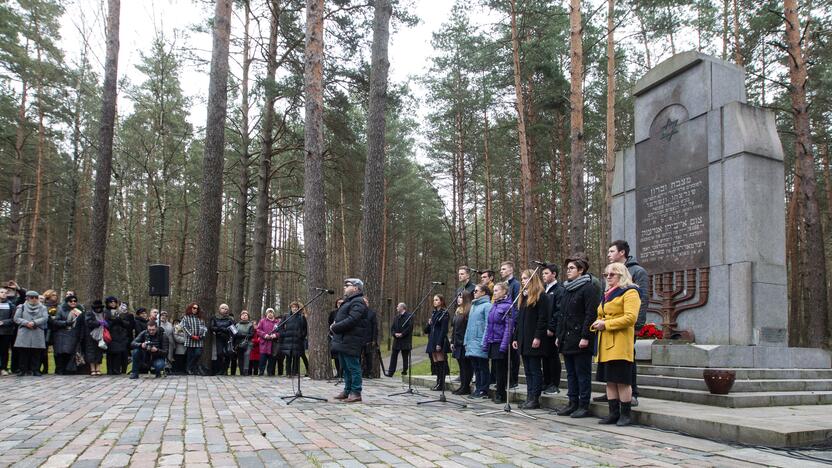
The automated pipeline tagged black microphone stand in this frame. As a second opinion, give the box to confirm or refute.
[476,265,542,420]
[277,289,330,405]
[388,282,440,398]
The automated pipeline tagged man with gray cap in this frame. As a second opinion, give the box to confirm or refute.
[330,278,371,402]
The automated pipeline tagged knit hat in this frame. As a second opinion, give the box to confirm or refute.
[65,295,78,303]
[25,290,39,298]
[344,278,364,291]
[105,296,119,304]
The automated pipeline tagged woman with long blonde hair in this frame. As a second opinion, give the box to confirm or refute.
[511,270,552,409]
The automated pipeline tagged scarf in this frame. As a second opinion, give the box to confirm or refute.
[23,301,42,316]
[563,274,591,292]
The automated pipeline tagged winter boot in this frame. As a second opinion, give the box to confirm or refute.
[617,401,633,426]
[570,401,591,418]
[555,399,578,416]
[598,399,620,425]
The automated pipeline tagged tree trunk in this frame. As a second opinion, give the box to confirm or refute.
[303,0,329,379]
[723,0,729,60]
[482,107,493,266]
[86,0,121,302]
[509,0,536,265]
[359,0,392,316]
[248,1,279,318]
[194,0,232,365]
[635,7,651,69]
[733,0,743,65]
[568,0,586,254]
[27,69,46,285]
[232,1,252,317]
[785,0,829,349]
[602,0,615,261]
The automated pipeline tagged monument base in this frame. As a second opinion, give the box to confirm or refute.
[652,344,831,369]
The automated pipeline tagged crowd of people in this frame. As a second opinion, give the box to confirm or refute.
[1,239,648,424]
[0,284,314,380]
[412,239,648,426]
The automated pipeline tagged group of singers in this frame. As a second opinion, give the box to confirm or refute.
[390,241,646,427]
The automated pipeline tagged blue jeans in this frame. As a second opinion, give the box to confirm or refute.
[186,347,203,374]
[471,357,490,395]
[522,355,543,399]
[339,353,362,395]
[131,348,166,376]
[563,353,592,404]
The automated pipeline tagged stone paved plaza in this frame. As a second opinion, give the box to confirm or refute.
[0,375,829,468]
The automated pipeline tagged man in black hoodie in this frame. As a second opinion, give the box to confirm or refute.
[606,240,649,406]
[130,320,169,379]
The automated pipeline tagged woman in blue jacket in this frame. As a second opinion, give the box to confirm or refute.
[465,284,492,399]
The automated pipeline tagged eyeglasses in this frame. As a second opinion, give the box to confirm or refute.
[68,300,77,303]
[603,273,620,278]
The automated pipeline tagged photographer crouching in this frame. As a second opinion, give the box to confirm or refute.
[129,320,168,379]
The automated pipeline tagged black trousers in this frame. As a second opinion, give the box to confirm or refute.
[388,349,410,375]
[275,352,285,375]
[493,357,508,399]
[510,347,520,386]
[457,355,473,391]
[216,353,231,375]
[55,353,73,374]
[285,351,304,375]
[107,351,128,374]
[542,351,562,389]
[0,335,12,370]
[18,347,41,373]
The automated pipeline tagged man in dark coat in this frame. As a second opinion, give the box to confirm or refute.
[386,302,413,377]
[361,298,380,379]
[129,320,169,379]
[542,263,565,394]
[607,239,649,406]
[330,278,370,403]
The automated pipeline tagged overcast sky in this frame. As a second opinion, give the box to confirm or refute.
[60,0,459,132]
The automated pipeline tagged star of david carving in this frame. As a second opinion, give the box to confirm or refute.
[660,118,679,141]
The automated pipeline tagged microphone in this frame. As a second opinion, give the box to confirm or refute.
[531,260,548,267]
[314,287,335,294]
[431,281,445,285]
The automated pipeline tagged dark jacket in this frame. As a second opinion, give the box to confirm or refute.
[277,313,307,355]
[451,312,468,359]
[0,300,16,336]
[85,308,113,333]
[134,316,148,336]
[131,329,169,358]
[233,320,254,350]
[514,292,552,357]
[330,293,370,357]
[390,311,413,350]
[107,310,134,353]
[424,308,450,354]
[506,276,521,302]
[545,281,565,355]
[556,277,600,355]
[211,314,235,355]
[625,256,649,330]
[51,301,83,355]
[366,309,378,345]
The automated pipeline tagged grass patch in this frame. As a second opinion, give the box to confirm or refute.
[405,355,460,376]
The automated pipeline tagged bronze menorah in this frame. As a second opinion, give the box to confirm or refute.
[647,267,710,340]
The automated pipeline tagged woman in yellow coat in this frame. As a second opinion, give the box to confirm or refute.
[591,262,640,426]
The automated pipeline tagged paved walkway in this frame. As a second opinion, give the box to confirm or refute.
[0,374,827,468]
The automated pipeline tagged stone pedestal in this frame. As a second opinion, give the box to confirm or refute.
[611,51,788,347]
[652,344,831,369]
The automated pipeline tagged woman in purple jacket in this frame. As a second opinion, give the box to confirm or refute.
[482,282,515,404]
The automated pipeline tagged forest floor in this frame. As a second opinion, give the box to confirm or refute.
[0,373,829,467]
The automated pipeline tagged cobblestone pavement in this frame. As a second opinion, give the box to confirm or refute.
[0,374,825,468]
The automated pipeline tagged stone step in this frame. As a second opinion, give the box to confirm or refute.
[636,364,832,380]
[537,372,832,392]
[405,374,832,447]
[519,374,832,406]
